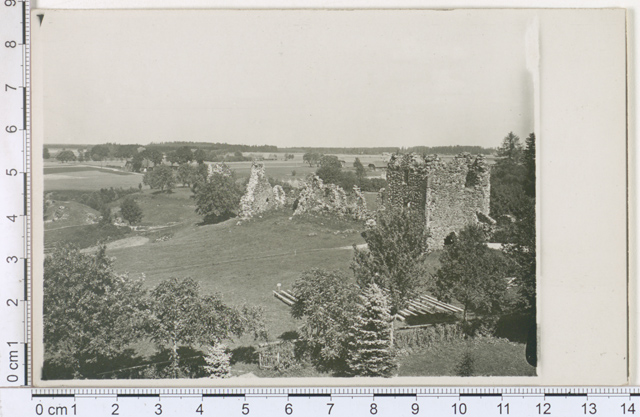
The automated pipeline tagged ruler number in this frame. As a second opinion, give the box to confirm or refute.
[6,125,17,133]
[498,403,510,414]
[112,403,119,415]
[6,168,17,176]
[242,403,249,415]
[6,299,18,307]
[537,403,551,415]
[5,84,16,91]
[412,403,419,414]
[285,403,293,415]
[452,403,467,415]
[622,404,636,414]
[196,404,203,415]
[6,215,16,222]
[370,403,378,415]
[4,0,16,6]
[327,403,334,415]
[4,41,16,48]
[582,403,597,414]
[6,255,18,263]
[155,403,162,415]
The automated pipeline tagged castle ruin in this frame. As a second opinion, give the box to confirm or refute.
[385,153,492,249]
[239,162,286,219]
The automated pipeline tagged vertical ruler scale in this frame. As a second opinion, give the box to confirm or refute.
[0,0,30,387]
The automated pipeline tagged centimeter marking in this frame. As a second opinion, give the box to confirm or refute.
[0,388,635,416]
[0,0,30,387]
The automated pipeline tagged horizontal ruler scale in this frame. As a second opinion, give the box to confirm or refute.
[1,388,640,417]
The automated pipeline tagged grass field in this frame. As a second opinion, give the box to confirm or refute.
[45,162,144,191]
[397,338,536,377]
[111,209,368,339]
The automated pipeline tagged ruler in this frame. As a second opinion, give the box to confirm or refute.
[0,388,638,416]
[0,0,30,387]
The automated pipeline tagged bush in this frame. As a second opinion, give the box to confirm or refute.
[394,324,463,351]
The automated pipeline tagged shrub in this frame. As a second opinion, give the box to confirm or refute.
[394,324,463,351]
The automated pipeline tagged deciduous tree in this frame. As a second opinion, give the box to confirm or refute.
[56,150,76,163]
[43,246,148,378]
[143,165,176,192]
[291,269,360,371]
[177,163,197,187]
[120,197,143,225]
[433,225,511,321]
[351,208,430,316]
[148,277,265,376]
[193,171,242,223]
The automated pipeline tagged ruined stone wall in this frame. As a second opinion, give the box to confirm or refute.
[385,153,491,250]
[293,175,370,221]
[239,162,285,219]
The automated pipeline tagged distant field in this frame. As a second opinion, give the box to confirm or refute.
[44,165,132,176]
[44,162,143,191]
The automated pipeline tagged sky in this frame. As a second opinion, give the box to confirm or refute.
[38,9,535,148]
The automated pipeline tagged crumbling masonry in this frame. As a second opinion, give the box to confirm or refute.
[240,162,285,219]
[385,153,491,250]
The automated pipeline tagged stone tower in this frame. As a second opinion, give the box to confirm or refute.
[385,153,491,249]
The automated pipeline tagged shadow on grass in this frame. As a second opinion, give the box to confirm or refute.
[42,348,146,380]
[230,346,258,365]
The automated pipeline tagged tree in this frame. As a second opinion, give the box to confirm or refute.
[143,165,176,192]
[177,163,197,187]
[99,206,112,226]
[43,147,50,159]
[316,155,343,186]
[203,343,231,378]
[490,132,528,219]
[194,149,207,165]
[346,284,397,377]
[291,269,360,371]
[303,152,321,167]
[351,208,430,317]
[56,150,76,163]
[496,132,523,165]
[90,145,111,161]
[503,190,536,314]
[149,277,265,376]
[120,197,143,225]
[523,133,536,198]
[131,153,144,172]
[433,225,511,321]
[193,171,242,223]
[43,246,148,378]
[353,158,366,181]
[143,149,164,166]
[174,146,194,165]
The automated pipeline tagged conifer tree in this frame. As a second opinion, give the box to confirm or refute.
[203,342,231,378]
[346,284,397,377]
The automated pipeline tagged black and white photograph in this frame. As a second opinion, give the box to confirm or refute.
[33,7,624,383]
